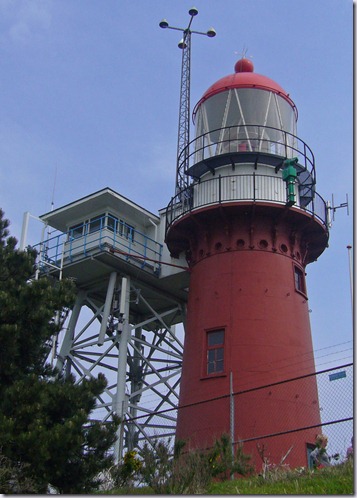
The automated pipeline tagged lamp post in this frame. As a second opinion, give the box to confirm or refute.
[159,8,216,194]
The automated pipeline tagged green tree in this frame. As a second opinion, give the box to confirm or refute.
[0,210,119,493]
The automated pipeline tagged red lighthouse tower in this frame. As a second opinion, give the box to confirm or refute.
[165,58,329,469]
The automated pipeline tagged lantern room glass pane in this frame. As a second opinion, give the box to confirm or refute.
[194,89,297,158]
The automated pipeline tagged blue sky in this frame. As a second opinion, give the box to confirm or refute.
[0,0,353,369]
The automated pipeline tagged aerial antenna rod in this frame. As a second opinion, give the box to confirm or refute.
[51,165,57,212]
[327,193,349,227]
[159,7,216,195]
[46,166,58,244]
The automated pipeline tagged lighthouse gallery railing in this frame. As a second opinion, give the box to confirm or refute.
[165,172,328,232]
[167,124,327,232]
[177,125,316,184]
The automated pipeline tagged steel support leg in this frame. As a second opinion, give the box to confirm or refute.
[98,271,117,345]
[55,290,87,376]
[114,276,131,462]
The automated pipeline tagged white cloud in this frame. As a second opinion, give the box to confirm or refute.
[0,0,52,45]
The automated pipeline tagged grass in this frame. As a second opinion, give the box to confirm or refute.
[206,461,354,495]
[107,460,354,495]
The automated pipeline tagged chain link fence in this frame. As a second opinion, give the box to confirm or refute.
[126,363,353,470]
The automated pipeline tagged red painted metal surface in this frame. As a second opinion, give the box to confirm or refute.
[170,203,326,470]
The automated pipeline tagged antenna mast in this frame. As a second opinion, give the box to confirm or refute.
[159,8,216,194]
[327,193,349,227]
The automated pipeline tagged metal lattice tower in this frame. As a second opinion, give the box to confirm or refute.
[159,8,216,194]
[177,30,191,194]
[24,188,190,462]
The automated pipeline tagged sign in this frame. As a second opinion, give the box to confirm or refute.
[329,371,347,381]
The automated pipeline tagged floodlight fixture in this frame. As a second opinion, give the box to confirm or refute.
[188,7,199,16]
[178,38,187,49]
[159,19,169,29]
[207,27,216,37]
[159,8,215,46]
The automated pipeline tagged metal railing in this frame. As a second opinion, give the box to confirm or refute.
[33,216,163,276]
[178,124,316,181]
[166,172,328,233]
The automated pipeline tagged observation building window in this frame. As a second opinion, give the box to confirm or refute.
[89,214,105,233]
[69,223,84,239]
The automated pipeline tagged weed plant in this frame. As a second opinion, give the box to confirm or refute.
[109,434,253,494]
[106,437,354,495]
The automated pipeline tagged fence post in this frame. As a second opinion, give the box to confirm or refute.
[230,370,235,479]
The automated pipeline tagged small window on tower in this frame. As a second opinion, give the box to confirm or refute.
[294,265,306,295]
[206,329,225,375]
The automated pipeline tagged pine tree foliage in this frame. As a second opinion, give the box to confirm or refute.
[0,210,119,493]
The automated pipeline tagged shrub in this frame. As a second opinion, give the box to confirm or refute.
[111,450,142,488]
[135,434,253,494]
[207,433,253,480]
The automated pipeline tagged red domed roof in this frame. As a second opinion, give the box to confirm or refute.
[193,58,297,119]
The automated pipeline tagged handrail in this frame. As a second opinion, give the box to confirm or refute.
[165,172,327,233]
[33,215,163,276]
[177,124,316,186]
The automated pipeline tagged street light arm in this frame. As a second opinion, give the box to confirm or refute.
[190,28,216,37]
[160,24,185,33]
[161,26,216,38]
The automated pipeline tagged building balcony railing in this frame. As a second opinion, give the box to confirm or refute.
[166,172,328,234]
[32,216,163,276]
